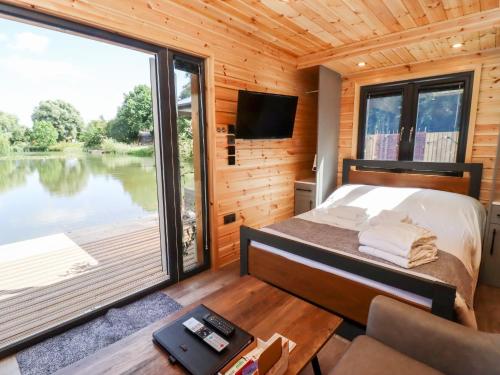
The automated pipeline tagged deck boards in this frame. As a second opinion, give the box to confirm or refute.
[0,225,168,351]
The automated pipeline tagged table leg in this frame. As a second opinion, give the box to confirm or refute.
[311,356,322,375]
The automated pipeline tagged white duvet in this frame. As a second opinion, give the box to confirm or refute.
[300,184,486,279]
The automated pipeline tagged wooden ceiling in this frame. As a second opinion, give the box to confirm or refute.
[189,0,500,74]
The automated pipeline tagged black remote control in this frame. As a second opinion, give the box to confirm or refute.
[203,313,235,337]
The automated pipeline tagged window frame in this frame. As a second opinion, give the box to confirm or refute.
[357,71,474,163]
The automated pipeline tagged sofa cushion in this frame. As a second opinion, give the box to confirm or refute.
[330,336,444,375]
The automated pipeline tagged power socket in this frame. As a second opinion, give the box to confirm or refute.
[224,213,236,224]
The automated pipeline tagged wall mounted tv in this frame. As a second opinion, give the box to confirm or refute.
[235,90,298,139]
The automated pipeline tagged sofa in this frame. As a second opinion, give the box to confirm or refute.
[331,296,500,375]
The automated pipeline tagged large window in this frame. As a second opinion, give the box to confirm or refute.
[0,4,209,354]
[357,72,473,163]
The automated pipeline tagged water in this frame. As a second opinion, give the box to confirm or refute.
[0,154,160,245]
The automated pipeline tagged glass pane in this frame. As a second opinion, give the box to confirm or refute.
[0,17,167,350]
[413,86,464,162]
[174,66,205,273]
[363,93,403,160]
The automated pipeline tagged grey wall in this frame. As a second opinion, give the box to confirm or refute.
[316,66,341,205]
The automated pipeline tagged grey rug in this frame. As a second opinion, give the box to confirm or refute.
[17,292,182,375]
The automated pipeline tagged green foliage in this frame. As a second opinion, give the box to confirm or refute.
[0,111,27,145]
[0,134,10,156]
[178,72,191,100]
[108,85,153,143]
[81,119,107,149]
[0,111,21,134]
[101,138,131,154]
[32,100,84,142]
[100,138,153,157]
[30,121,58,151]
[177,116,193,163]
[126,146,154,157]
[48,142,83,153]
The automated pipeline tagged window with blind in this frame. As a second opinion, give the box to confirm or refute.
[357,72,473,163]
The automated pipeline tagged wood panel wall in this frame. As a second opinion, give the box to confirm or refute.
[3,0,318,268]
[337,51,500,204]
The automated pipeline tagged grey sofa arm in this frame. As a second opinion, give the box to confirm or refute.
[367,296,500,375]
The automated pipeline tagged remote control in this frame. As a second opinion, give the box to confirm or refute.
[203,313,235,337]
[182,317,229,352]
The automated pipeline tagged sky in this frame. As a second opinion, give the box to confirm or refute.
[0,16,188,128]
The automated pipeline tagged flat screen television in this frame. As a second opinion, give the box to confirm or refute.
[235,90,298,139]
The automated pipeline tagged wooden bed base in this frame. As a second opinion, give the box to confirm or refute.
[247,245,430,324]
[239,159,483,325]
[240,226,454,325]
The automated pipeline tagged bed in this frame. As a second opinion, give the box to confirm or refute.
[240,159,486,327]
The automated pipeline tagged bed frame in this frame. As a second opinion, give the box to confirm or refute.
[240,159,483,324]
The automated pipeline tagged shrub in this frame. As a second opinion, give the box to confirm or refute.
[0,134,10,156]
[30,120,58,151]
[81,124,105,149]
[10,142,28,153]
[48,142,83,153]
[101,138,131,154]
[127,146,154,157]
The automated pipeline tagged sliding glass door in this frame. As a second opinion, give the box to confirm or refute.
[0,4,209,354]
[170,53,210,278]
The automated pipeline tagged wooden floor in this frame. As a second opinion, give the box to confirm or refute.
[1,261,499,375]
[0,226,167,352]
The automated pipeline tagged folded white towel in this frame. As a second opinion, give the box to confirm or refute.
[358,222,436,258]
[369,210,411,226]
[359,245,438,269]
[327,205,368,221]
[298,208,367,231]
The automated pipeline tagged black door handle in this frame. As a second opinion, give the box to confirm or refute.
[491,228,496,256]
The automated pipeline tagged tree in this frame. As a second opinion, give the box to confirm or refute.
[30,121,58,151]
[81,118,107,149]
[32,100,84,142]
[178,72,191,100]
[177,116,193,162]
[0,134,10,156]
[0,111,26,144]
[108,85,153,143]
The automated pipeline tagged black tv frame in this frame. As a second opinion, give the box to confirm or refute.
[235,90,298,140]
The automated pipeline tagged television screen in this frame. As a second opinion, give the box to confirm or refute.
[235,90,298,139]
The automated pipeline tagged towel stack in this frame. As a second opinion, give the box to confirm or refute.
[325,206,368,227]
[358,221,438,269]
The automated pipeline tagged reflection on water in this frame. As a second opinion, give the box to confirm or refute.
[0,154,159,245]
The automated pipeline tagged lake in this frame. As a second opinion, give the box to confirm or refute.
[0,153,162,246]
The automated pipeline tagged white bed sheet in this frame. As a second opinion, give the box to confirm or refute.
[251,240,432,307]
[303,184,486,278]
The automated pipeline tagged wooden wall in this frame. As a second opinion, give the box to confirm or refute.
[3,0,318,268]
[337,51,500,204]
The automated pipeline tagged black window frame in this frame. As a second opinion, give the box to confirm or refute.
[357,71,474,163]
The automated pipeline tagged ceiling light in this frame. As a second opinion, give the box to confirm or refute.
[357,61,366,67]
[452,43,463,49]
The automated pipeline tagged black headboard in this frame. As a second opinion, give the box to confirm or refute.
[342,159,483,199]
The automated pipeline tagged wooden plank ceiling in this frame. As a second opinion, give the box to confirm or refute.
[193,0,500,74]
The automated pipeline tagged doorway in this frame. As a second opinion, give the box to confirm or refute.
[0,3,210,354]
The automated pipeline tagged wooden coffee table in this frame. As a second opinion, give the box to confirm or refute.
[57,276,342,374]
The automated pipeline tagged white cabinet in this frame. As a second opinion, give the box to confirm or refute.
[294,179,316,215]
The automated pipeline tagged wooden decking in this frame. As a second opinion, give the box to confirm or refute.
[0,224,168,351]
